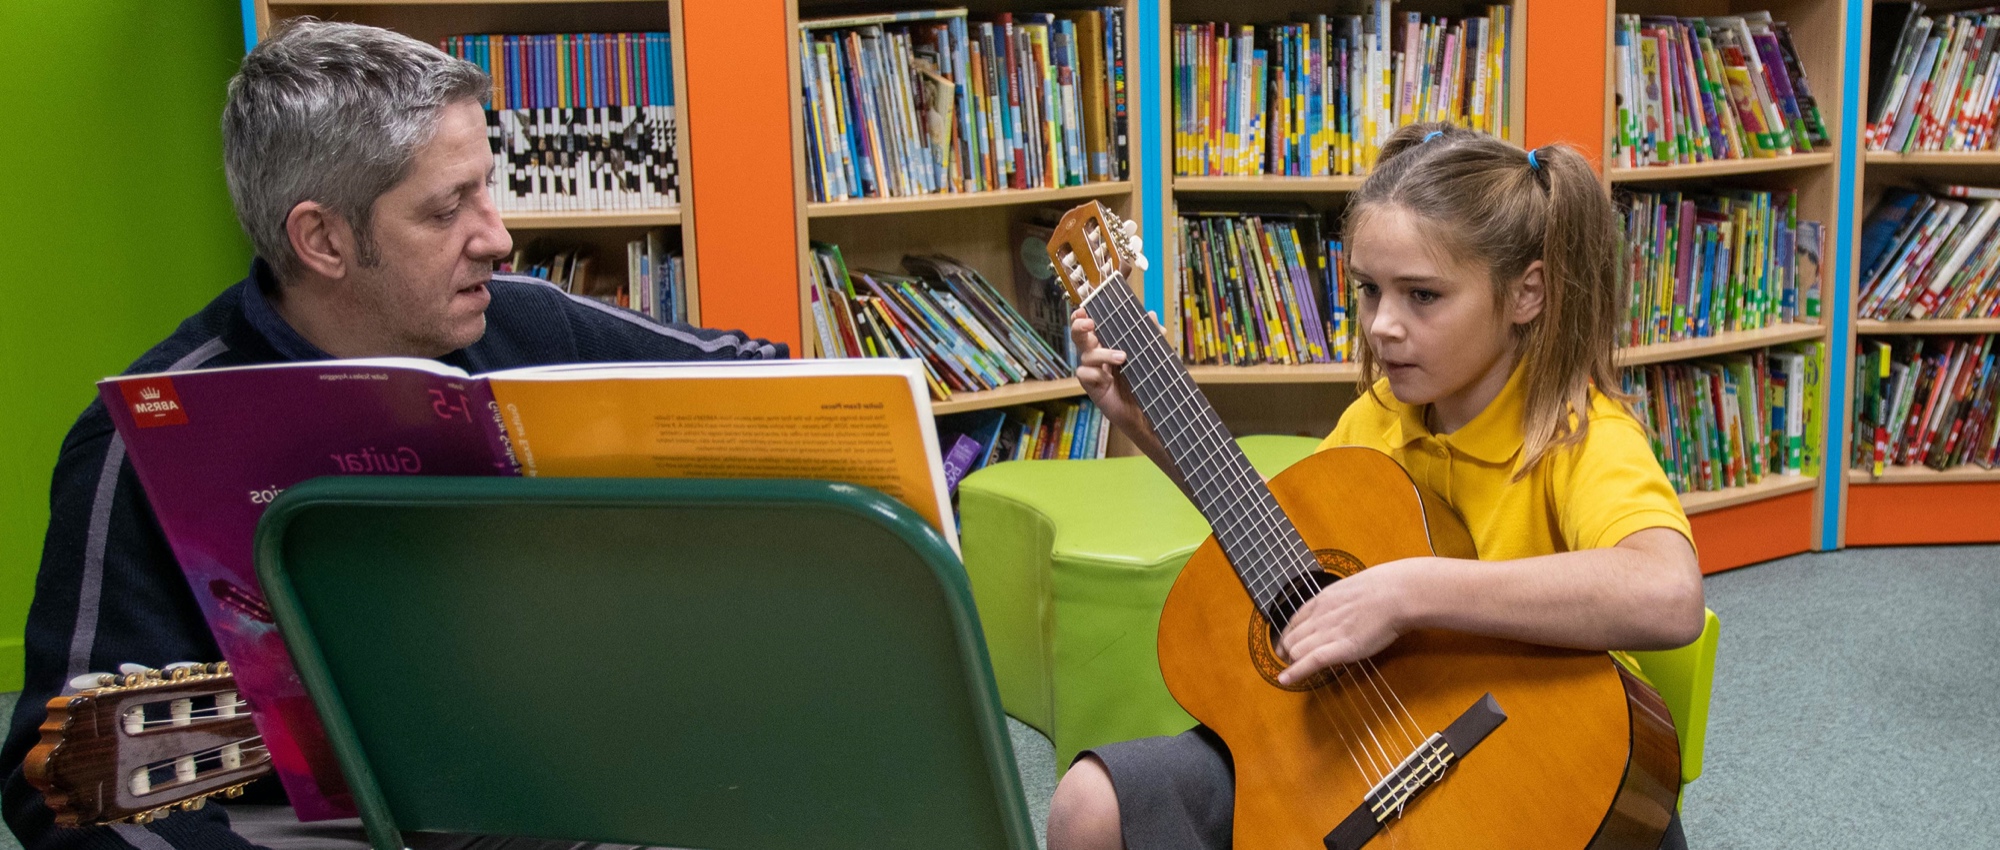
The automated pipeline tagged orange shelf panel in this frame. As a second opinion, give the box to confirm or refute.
[1846,480,2000,546]
[1524,0,1605,163]
[1686,489,1814,574]
[682,1,800,353]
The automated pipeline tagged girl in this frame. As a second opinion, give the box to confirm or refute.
[1047,123,1707,850]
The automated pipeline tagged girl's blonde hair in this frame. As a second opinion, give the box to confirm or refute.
[1344,122,1622,478]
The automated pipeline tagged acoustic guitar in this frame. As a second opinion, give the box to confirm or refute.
[27,662,269,827]
[1045,202,1679,849]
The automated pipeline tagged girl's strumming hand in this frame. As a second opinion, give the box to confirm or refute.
[1274,558,1430,685]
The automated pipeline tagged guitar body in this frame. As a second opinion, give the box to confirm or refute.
[1158,447,1680,849]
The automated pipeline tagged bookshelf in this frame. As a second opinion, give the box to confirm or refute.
[1840,0,2000,547]
[784,0,1146,421]
[254,0,702,323]
[1587,0,1849,573]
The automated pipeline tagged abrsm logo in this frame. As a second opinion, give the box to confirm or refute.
[120,378,188,428]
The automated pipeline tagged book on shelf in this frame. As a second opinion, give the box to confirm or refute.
[1175,208,1353,366]
[798,7,1127,203]
[1622,342,1822,495]
[807,244,1072,400]
[1852,335,2000,475]
[97,356,953,820]
[1867,4,2000,153]
[937,398,1109,492]
[1856,186,2000,320]
[1612,13,1828,167]
[1010,215,1083,363]
[442,32,678,212]
[1617,187,1823,347]
[1173,2,1514,178]
[500,228,687,323]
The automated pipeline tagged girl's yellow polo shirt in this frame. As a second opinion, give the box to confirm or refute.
[1317,368,1692,561]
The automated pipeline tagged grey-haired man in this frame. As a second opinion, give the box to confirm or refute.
[2,19,780,850]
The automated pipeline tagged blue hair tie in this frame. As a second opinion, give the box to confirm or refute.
[1423,130,1444,143]
[1526,148,1542,171]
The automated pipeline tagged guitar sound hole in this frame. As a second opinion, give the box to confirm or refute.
[1248,549,1364,691]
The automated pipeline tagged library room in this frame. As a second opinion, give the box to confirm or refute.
[4,0,1998,847]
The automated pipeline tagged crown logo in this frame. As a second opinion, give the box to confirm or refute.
[138,387,161,401]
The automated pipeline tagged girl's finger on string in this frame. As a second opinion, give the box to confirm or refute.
[1078,346,1127,369]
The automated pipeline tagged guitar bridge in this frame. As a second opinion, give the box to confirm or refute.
[1364,732,1454,820]
[1324,693,1508,850]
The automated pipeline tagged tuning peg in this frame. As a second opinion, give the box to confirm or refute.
[117,663,150,676]
[68,673,114,691]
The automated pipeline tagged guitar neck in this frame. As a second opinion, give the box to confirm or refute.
[1082,275,1319,617]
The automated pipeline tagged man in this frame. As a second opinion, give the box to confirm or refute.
[1,20,783,850]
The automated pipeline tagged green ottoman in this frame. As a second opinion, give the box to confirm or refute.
[956,434,1323,770]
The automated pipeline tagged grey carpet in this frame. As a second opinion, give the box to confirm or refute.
[1,544,1989,849]
[1680,544,2000,848]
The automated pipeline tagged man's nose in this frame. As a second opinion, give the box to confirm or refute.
[471,199,513,261]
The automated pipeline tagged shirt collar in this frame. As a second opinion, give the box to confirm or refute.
[1378,361,1529,465]
[240,258,334,362]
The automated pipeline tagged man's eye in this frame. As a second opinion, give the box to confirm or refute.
[435,207,459,222]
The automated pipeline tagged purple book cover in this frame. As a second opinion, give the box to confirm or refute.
[98,359,517,821]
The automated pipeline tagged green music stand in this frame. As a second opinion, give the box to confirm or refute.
[254,476,1036,850]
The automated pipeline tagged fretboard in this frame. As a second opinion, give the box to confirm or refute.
[1083,274,1321,618]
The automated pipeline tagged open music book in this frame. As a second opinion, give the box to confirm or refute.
[99,357,952,820]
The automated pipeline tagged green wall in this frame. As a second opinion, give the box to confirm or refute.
[0,2,251,690]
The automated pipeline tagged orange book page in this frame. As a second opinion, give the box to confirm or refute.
[484,362,954,548]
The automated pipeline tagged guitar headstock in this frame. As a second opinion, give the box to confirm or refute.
[1045,201,1147,308]
[26,662,270,827]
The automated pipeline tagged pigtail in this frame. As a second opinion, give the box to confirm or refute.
[1514,143,1623,477]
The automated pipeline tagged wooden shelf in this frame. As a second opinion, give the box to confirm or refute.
[1608,152,1835,183]
[503,208,681,229]
[931,378,1086,415]
[1615,323,1828,366]
[1865,151,2000,166]
[1855,318,2000,335]
[1174,175,1366,194]
[1679,474,1819,515]
[1849,464,2000,484]
[806,182,1131,219]
[1187,362,1361,384]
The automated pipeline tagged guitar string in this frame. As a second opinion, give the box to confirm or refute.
[1084,264,1412,787]
[124,701,253,728]
[1363,656,1430,748]
[1080,225,1411,795]
[156,737,267,767]
[1084,233,1433,785]
[1209,433,1427,761]
[1224,475,1426,775]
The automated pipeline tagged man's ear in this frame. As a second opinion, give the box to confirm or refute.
[1512,260,1547,326]
[286,201,352,281]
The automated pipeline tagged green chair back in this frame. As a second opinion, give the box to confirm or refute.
[255,476,1036,850]
[1627,607,1721,789]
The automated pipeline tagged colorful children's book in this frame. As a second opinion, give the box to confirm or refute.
[100,357,951,820]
